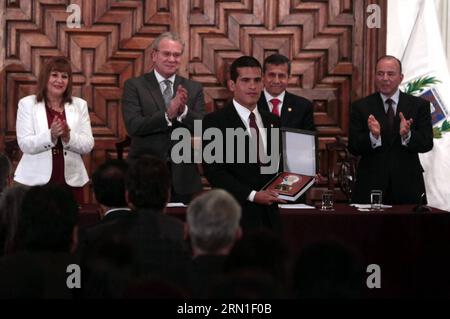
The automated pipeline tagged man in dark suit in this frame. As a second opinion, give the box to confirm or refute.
[258,54,315,131]
[77,159,131,260]
[91,159,131,222]
[80,156,190,296]
[202,56,285,233]
[122,32,205,203]
[348,55,433,204]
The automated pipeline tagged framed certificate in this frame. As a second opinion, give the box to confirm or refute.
[263,128,317,201]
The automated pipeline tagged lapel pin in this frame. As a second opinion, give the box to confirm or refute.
[271,124,274,127]
[288,107,292,112]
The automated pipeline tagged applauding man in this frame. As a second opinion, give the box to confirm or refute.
[348,55,433,204]
[122,32,205,203]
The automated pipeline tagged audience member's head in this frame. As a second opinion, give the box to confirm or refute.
[187,189,242,256]
[16,184,79,253]
[292,241,364,299]
[92,159,128,209]
[224,229,290,288]
[126,155,170,210]
[0,185,29,256]
[0,154,12,194]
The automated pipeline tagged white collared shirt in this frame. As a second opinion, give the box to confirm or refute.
[103,207,132,218]
[264,89,286,114]
[370,89,410,148]
[154,70,176,96]
[232,99,268,203]
[232,99,267,152]
[380,90,400,115]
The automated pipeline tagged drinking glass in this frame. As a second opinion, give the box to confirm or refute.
[370,190,383,211]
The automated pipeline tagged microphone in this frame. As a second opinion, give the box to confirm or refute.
[413,193,432,213]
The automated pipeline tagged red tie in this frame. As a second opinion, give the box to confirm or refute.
[249,112,261,164]
[271,98,281,117]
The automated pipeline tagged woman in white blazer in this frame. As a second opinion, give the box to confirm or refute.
[14,57,94,202]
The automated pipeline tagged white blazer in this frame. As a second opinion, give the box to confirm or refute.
[14,95,94,187]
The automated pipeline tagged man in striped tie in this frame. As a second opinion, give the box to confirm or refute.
[122,32,205,203]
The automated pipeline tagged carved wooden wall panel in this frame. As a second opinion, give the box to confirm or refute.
[1,0,386,203]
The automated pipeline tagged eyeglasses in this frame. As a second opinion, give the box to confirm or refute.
[156,50,182,59]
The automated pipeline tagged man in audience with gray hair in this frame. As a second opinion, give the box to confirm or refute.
[186,189,242,298]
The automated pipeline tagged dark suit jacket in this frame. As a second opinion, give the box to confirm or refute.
[348,91,433,204]
[126,208,191,287]
[202,102,282,233]
[0,251,78,298]
[258,91,315,131]
[77,208,132,265]
[79,207,190,289]
[122,71,205,195]
[188,254,227,298]
[77,208,132,256]
[101,209,132,223]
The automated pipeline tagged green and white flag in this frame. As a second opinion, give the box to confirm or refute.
[388,0,450,211]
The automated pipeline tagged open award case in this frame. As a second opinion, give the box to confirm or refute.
[263,128,317,201]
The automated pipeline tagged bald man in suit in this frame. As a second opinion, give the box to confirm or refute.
[348,55,433,204]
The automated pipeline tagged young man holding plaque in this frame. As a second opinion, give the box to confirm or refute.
[202,56,285,234]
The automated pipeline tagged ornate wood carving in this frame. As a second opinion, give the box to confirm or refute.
[0,0,386,202]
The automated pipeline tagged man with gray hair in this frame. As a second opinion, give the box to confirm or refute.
[186,189,242,297]
[122,32,205,203]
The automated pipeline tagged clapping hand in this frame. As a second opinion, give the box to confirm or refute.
[367,114,381,138]
[167,85,188,119]
[50,118,70,143]
[50,118,64,141]
[399,112,413,137]
[175,85,188,116]
[61,120,71,143]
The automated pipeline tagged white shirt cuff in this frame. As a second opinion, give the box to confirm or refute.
[401,131,412,146]
[165,112,173,127]
[370,132,382,148]
[247,190,257,202]
[176,105,188,122]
